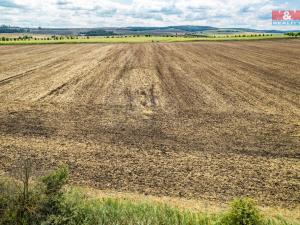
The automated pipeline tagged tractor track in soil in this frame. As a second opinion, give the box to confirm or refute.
[0,40,299,208]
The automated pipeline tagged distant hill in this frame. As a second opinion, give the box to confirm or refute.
[0,25,28,33]
[80,29,115,36]
[1,25,299,35]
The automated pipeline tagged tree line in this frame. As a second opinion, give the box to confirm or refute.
[285,32,300,37]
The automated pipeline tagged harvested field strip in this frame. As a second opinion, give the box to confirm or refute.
[0,40,299,208]
[0,35,295,45]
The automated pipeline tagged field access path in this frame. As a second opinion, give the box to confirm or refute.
[0,40,299,207]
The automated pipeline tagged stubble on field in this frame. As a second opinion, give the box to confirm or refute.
[0,40,299,208]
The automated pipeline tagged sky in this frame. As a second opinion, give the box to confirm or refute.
[1,0,300,29]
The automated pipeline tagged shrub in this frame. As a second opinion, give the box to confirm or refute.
[220,198,263,225]
[0,162,68,225]
[39,165,68,218]
[0,160,43,225]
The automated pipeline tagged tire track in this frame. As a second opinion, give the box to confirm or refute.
[0,41,299,208]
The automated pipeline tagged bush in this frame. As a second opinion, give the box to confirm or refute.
[0,162,68,225]
[220,198,263,225]
[0,160,44,225]
[39,166,68,218]
[285,32,300,37]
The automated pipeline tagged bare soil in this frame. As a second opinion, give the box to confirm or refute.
[0,40,299,208]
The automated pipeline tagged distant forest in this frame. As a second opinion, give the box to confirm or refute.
[0,25,28,33]
[81,29,115,36]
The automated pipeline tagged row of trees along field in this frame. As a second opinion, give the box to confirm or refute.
[285,32,300,37]
[2,33,299,42]
[0,35,83,41]
[0,34,157,41]
[211,34,273,38]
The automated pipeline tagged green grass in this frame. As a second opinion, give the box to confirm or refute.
[62,189,218,225]
[0,34,295,45]
[61,189,299,225]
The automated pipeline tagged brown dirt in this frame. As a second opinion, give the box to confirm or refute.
[0,40,299,208]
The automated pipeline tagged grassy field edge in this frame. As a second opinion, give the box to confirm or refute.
[1,166,299,225]
[0,35,297,45]
[62,187,300,225]
[82,187,300,222]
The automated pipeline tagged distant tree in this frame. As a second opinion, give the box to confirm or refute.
[82,29,115,36]
[285,32,295,36]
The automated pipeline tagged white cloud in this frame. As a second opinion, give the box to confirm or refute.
[0,0,298,29]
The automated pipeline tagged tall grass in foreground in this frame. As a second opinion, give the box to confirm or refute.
[61,191,297,225]
[0,165,298,225]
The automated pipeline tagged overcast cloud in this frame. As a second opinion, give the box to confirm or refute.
[1,0,300,29]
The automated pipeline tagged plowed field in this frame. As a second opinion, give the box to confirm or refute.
[0,40,299,207]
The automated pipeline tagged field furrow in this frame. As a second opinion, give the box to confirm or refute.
[0,40,299,208]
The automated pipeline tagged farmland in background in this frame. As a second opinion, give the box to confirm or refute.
[0,33,294,45]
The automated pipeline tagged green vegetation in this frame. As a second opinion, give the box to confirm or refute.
[80,29,115,36]
[220,199,263,225]
[0,33,294,45]
[0,164,298,225]
[0,162,69,225]
[285,32,300,37]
